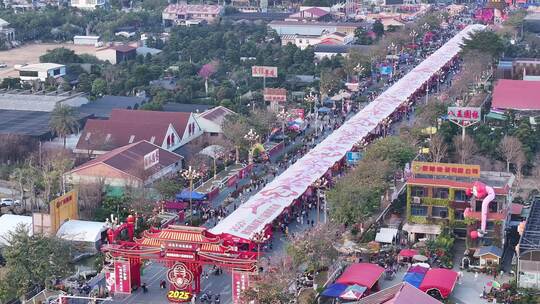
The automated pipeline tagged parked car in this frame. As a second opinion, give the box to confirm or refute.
[0,63,7,68]
[1,198,17,207]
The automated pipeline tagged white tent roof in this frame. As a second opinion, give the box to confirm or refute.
[199,144,225,159]
[375,228,398,243]
[0,214,33,246]
[56,220,107,243]
[210,24,485,241]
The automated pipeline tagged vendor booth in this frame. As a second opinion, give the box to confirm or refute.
[419,268,458,299]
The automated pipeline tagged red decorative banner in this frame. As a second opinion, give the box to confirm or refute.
[114,259,132,294]
[232,270,252,304]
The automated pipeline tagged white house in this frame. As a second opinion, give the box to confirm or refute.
[16,63,66,82]
[73,35,101,46]
[70,0,107,9]
[0,18,15,43]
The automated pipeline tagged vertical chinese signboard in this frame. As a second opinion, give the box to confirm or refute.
[114,259,132,294]
[232,270,253,304]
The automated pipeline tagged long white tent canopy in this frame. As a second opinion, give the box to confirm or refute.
[210,24,485,241]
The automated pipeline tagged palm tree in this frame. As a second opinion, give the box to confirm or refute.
[50,104,79,149]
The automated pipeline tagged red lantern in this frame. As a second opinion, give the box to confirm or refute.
[470,230,479,240]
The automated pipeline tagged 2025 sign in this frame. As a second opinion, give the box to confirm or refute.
[167,290,192,302]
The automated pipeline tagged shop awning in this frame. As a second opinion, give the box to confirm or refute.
[336,263,384,288]
[375,227,398,243]
[403,223,442,235]
[485,111,506,121]
[419,268,458,299]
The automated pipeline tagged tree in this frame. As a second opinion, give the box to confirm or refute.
[453,134,477,164]
[286,223,339,272]
[91,78,107,97]
[319,69,341,97]
[364,136,416,170]
[39,47,82,64]
[198,61,218,96]
[515,150,526,187]
[0,225,73,301]
[429,133,448,163]
[461,30,504,59]
[154,178,184,200]
[78,180,105,219]
[499,135,524,172]
[241,258,295,304]
[354,27,372,45]
[222,114,251,164]
[327,159,391,226]
[49,104,79,148]
[372,19,385,39]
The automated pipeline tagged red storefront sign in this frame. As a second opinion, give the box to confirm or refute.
[447,106,481,122]
[412,161,480,178]
[263,88,286,102]
[252,66,278,78]
[232,271,252,304]
[114,259,132,294]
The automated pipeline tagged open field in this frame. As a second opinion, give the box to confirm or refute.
[0,43,97,79]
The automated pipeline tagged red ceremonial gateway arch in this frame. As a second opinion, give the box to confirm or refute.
[101,24,485,303]
[102,216,258,302]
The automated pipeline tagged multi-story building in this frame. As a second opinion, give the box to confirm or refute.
[403,161,514,248]
[162,4,224,26]
[70,0,107,9]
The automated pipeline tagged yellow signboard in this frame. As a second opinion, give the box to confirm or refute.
[412,161,480,178]
[49,190,78,233]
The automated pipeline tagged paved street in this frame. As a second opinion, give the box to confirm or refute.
[112,22,468,304]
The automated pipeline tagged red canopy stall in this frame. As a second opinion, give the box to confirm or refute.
[335,263,385,290]
[419,268,458,299]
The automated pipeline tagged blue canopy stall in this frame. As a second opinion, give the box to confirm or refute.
[321,283,348,298]
[176,189,206,201]
[403,272,425,288]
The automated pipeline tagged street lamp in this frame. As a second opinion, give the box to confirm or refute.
[354,63,366,80]
[251,231,270,267]
[313,177,328,224]
[212,147,224,179]
[276,109,292,137]
[244,128,259,165]
[387,42,397,78]
[410,29,418,44]
[304,91,318,115]
[181,166,202,225]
